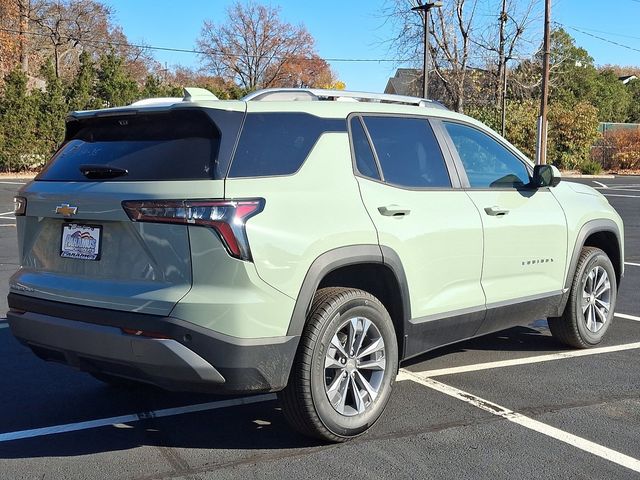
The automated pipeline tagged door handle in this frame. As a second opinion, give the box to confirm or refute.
[484,205,510,216]
[378,205,411,217]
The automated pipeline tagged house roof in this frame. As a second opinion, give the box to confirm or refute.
[619,75,638,85]
[384,68,421,97]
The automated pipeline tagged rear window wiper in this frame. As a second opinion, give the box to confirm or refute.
[79,164,129,179]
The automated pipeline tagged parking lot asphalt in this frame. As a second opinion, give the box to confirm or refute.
[0,176,639,480]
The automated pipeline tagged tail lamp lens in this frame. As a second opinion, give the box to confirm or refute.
[13,196,27,216]
[122,199,264,261]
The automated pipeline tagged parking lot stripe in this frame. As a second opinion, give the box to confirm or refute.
[603,194,640,198]
[401,342,640,378]
[0,211,14,216]
[592,181,608,188]
[398,371,640,474]
[625,262,640,267]
[0,394,276,442]
[615,313,640,322]
[0,181,26,185]
[601,188,640,193]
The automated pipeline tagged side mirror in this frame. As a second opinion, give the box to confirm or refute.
[531,164,561,188]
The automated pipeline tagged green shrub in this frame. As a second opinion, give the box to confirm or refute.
[580,160,603,175]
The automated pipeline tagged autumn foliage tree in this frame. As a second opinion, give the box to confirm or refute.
[197,1,337,90]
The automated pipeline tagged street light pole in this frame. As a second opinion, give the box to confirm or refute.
[411,1,443,99]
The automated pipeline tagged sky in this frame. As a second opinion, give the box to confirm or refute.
[105,0,640,92]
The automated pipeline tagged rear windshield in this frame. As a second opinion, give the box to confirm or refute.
[36,109,243,181]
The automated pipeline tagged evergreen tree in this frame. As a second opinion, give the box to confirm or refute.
[67,51,100,111]
[34,60,67,161]
[0,68,37,171]
[141,74,164,98]
[592,70,631,123]
[95,52,139,107]
[625,79,640,123]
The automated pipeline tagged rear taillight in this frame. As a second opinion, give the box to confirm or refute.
[122,199,264,261]
[13,196,26,216]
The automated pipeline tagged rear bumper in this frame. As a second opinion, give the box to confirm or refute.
[7,293,299,394]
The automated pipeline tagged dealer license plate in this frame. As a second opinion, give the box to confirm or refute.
[60,224,102,261]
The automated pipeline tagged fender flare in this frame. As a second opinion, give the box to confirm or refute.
[286,245,411,337]
[556,219,623,315]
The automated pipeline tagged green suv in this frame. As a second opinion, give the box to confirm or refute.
[7,87,624,442]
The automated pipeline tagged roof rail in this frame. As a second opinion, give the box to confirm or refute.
[242,88,448,110]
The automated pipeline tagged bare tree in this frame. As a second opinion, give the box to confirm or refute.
[472,0,537,132]
[197,1,325,90]
[384,0,479,112]
[0,0,154,81]
[383,0,539,114]
[28,0,114,78]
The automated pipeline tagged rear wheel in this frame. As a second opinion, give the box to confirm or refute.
[279,287,398,442]
[549,247,617,348]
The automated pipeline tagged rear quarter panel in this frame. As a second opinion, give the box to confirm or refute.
[225,132,378,301]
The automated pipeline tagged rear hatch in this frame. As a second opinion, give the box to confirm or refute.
[11,103,245,316]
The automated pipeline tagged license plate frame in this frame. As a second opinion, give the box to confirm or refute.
[60,223,103,261]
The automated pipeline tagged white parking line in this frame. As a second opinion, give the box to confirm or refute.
[398,371,640,474]
[0,181,26,185]
[615,313,640,322]
[401,341,640,378]
[0,224,16,227]
[0,211,15,216]
[599,188,640,193]
[603,194,640,198]
[625,262,640,267]
[592,181,608,188]
[0,393,276,442]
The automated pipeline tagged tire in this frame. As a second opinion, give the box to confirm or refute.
[548,247,617,348]
[279,287,398,442]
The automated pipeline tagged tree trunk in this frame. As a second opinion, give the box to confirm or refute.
[18,0,29,72]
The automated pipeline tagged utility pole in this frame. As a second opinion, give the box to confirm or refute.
[536,0,552,165]
[411,1,443,99]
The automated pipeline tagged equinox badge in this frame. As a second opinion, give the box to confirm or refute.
[55,204,78,217]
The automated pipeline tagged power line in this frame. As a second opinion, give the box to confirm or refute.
[559,22,640,55]
[0,27,410,63]
[0,25,590,68]
[560,26,640,43]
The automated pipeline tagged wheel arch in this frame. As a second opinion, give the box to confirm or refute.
[556,219,623,315]
[286,245,410,358]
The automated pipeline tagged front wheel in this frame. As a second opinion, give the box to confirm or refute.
[549,247,617,348]
[279,287,398,442]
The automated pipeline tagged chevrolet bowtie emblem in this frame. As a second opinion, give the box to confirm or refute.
[55,204,78,217]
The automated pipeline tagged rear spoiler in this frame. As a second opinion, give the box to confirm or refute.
[66,87,221,121]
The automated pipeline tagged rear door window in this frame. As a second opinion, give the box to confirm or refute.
[362,116,451,188]
[37,109,243,182]
[228,113,345,178]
